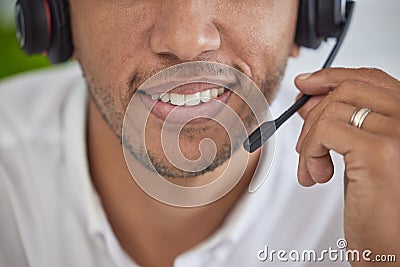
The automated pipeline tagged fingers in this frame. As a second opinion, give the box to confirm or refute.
[361,112,400,137]
[295,68,400,186]
[295,68,400,96]
[296,82,400,152]
[296,94,325,120]
[297,101,400,186]
[298,147,333,186]
[297,101,400,152]
[297,118,369,185]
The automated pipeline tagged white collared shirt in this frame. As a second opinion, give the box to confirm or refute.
[0,63,349,267]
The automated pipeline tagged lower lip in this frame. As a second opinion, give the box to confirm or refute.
[139,90,232,124]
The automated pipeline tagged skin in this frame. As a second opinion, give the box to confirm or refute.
[296,68,400,266]
[69,0,399,266]
[70,1,299,266]
[71,0,294,180]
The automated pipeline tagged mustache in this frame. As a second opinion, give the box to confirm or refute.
[128,60,244,93]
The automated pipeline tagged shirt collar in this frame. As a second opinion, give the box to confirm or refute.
[65,67,279,263]
[175,144,278,264]
[63,73,105,237]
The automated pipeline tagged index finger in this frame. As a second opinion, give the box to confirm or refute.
[295,68,400,96]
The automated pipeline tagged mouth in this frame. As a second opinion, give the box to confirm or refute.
[149,86,226,106]
[138,82,233,124]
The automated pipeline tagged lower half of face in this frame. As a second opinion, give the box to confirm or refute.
[72,0,298,180]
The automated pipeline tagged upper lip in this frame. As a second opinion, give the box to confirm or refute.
[138,77,238,95]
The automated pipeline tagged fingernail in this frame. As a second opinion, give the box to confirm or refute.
[297,73,312,80]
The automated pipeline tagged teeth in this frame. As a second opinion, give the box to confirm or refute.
[185,92,201,106]
[170,93,185,106]
[211,88,218,98]
[160,93,169,102]
[149,88,225,107]
[200,90,211,103]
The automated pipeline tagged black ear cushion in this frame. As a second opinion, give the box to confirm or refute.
[47,0,73,64]
[317,0,343,38]
[15,0,50,54]
[295,0,322,49]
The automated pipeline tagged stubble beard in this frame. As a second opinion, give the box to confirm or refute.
[82,60,286,179]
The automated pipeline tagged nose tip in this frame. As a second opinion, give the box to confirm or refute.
[166,31,220,60]
[150,15,221,60]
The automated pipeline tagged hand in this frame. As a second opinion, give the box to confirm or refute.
[295,68,400,266]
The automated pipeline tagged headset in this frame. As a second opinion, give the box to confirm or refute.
[15,0,349,64]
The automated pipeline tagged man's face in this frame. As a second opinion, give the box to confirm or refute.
[70,0,298,180]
